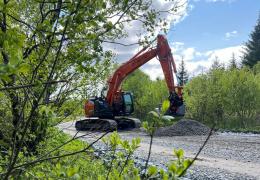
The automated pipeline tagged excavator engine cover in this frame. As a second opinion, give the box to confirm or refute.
[84,100,95,117]
[85,97,114,118]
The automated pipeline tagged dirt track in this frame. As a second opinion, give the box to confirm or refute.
[58,121,260,180]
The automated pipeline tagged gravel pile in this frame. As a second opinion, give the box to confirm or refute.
[155,119,211,136]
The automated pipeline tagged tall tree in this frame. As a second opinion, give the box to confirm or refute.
[210,56,225,71]
[242,14,260,67]
[177,57,189,86]
[229,53,238,69]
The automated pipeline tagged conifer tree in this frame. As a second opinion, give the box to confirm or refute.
[242,14,260,67]
[177,57,189,86]
[229,53,238,69]
[210,56,225,70]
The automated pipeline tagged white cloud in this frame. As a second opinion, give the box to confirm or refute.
[103,0,189,64]
[141,44,245,80]
[225,30,238,39]
[142,65,165,80]
[147,58,160,66]
[205,45,244,64]
[182,47,196,61]
[205,0,236,3]
[193,0,236,3]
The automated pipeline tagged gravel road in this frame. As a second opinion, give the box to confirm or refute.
[58,121,260,180]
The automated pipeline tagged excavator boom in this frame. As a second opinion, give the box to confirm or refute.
[107,34,181,105]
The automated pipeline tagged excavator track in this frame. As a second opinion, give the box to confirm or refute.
[75,118,117,131]
[75,117,141,131]
[115,117,141,130]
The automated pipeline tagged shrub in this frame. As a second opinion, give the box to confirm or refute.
[184,68,260,129]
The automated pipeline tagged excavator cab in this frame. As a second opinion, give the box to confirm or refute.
[122,92,134,115]
[112,91,134,116]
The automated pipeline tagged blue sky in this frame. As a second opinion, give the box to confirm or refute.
[142,0,260,78]
[168,0,260,51]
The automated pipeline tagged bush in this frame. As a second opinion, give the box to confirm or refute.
[184,68,260,129]
[123,69,169,121]
[0,128,106,179]
[0,128,190,179]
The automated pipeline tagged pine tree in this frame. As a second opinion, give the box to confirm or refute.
[229,53,238,69]
[177,57,189,86]
[242,14,260,68]
[210,56,224,70]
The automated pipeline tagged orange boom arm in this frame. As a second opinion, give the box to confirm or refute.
[106,34,180,106]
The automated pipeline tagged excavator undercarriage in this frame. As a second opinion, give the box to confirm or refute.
[75,117,141,131]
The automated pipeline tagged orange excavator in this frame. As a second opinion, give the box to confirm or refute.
[75,34,184,131]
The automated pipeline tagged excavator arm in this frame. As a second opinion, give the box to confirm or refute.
[106,34,182,110]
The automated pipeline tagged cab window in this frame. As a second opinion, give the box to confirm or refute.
[123,93,133,114]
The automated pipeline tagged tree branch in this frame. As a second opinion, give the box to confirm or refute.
[0,80,68,91]
[11,131,109,170]
[178,124,216,177]
[102,40,140,47]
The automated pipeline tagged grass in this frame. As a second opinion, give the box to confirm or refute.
[218,126,260,134]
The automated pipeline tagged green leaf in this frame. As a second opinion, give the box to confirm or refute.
[168,163,177,173]
[67,167,78,177]
[174,149,184,159]
[177,168,184,176]
[18,63,30,74]
[105,21,113,30]
[161,100,170,114]
[148,111,159,118]
[183,159,192,168]
[162,115,174,121]
[147,166,157,176]
[0,140,8,148]
[163,173,169,180]
[72,174,80,180]
[142,121,148,130]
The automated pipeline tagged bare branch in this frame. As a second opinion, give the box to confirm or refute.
[102,40,140,47]
[178,124,216,177]
[11,131,109,170]
[0,80,68,91]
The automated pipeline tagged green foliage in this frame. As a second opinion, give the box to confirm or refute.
[210,57,225,71]
[184,68,260,129]
[228,53,238,70]
[0,127,194,179]
[242,14,260,67]
[162,100,171,114]
[53,99,85,124]
[146,149,191,179]
[253,61,260,74]
[122,69,169,121]
[101,132,141,180]
[177,58,189,86]
[1,128,106,179]
[143,100,174,135]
